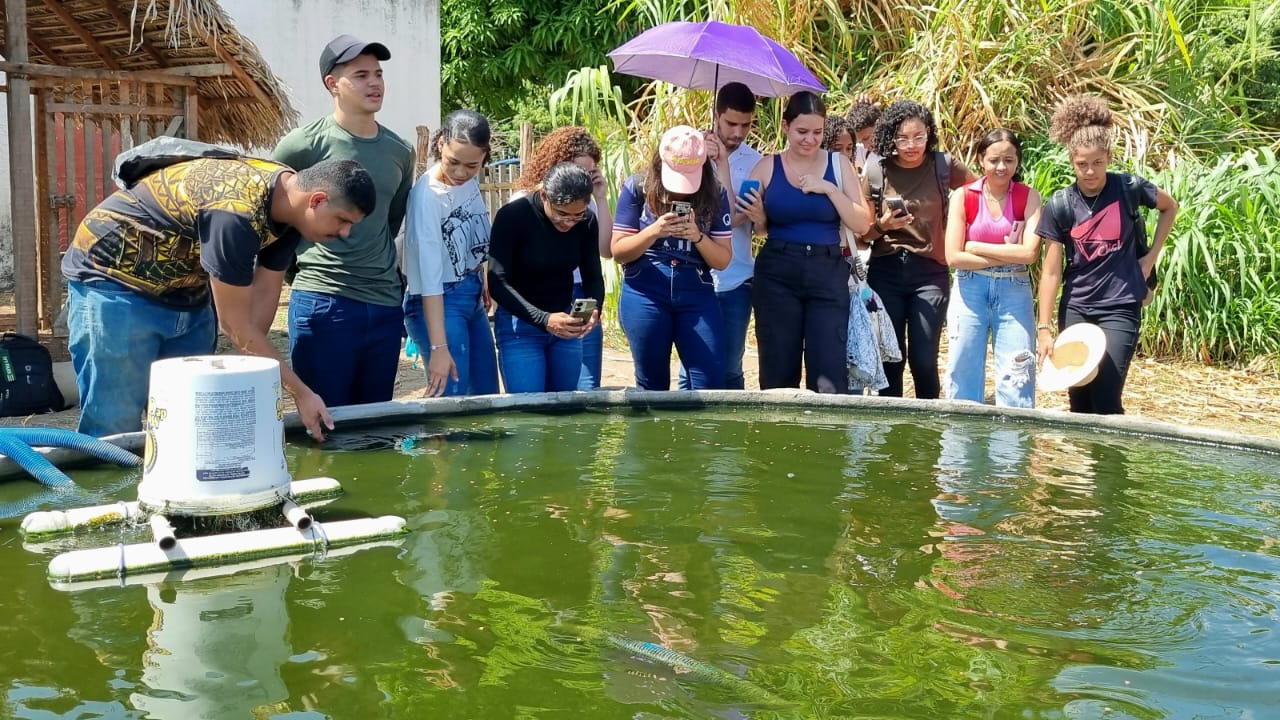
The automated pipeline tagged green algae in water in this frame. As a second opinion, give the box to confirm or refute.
[3,408,1280,718]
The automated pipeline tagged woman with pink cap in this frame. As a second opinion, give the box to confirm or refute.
[611,126,734,390]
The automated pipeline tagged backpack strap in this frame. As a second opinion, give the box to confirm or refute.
[963,178,982,226]
[864,154,886,216]
[1119,173,1150,255]
[1011,181,1030,221]
[935,151,954,221]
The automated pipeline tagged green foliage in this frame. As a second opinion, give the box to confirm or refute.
[1142,148,1280,368]
[441,0,636,120]
[1196,0,1280,131]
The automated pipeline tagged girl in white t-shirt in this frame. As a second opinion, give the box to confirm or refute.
[402,109,499,397]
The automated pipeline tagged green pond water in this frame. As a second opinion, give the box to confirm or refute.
[2,407,1280,719]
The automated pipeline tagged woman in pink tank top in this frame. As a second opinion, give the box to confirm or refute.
[942,129,1043,407]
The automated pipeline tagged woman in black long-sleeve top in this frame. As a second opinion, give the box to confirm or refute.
[488,162,606,392]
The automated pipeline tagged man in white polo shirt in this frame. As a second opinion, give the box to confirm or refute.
[681,82,762,389]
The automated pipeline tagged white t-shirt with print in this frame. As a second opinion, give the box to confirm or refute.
[403,165,491,296]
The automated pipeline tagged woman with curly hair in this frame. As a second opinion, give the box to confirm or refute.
[822,115,855,161]
[1035,95,1178,414]
[509,126,613,389]
[612,125,733,389]
[845,99,881,171]
[858,100,974,398]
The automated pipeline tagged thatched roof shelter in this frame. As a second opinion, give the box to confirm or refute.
[0,0,297,146]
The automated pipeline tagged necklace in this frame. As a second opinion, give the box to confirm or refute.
[1078,178,1107,216]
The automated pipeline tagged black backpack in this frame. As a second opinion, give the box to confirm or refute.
[0,333,66,417]
[1046,173,1157,289]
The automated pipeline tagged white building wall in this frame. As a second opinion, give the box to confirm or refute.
[1,0,441,290]
[218,0,441,147]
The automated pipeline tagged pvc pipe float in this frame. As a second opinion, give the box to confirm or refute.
[281,499,312,530]
[50,539,404,591]
[20,478,343,541]
[47,515,408,583]
[149,514,176,551]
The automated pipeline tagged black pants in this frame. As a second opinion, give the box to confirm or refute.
[867,250,949,398]
[752,241,850,393]
[1060,302,1142,415]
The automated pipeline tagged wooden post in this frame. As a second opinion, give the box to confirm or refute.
[184,86,199,140]
[415,124,431,178]
[6,0,40,335]
[518,122,534,168]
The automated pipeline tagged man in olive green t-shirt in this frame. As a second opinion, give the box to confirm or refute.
[272,35,415,406]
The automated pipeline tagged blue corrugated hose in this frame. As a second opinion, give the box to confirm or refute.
[0,428,141,488]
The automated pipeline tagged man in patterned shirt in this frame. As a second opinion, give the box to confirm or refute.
[62,150,375,439]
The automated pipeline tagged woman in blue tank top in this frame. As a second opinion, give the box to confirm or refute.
[738,92,871,392]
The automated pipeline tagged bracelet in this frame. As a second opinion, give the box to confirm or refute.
[1035,323,1053,332]
[872,220,884,234]
[691,233,704,245]
[430,343,448,350]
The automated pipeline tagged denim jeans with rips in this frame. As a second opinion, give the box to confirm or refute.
[945,267,1036,408]
[403,271,500,397]
[67,280,216,437]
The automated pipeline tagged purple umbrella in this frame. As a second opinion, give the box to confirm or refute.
[608,20,826,98]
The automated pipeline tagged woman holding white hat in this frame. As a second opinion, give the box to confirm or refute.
[1035,96,1179,414]
[612,126,733,390]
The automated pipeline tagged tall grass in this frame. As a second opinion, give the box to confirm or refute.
[1142,148,1280,368]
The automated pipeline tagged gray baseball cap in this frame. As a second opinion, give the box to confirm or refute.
[319,35,390,79]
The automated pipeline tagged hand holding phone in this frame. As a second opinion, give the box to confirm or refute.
[885,196,908,216]
[738,179,761,202]
[569,297,597,322]
[671,201,692,217]
[1006,220,1026,244]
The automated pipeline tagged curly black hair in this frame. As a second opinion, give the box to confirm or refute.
[845,99,881,132]
[822,115,853,150]
[871,100,938,158]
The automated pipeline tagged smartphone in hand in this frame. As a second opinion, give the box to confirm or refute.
[885,196,908,216]
[738,179,761,202]
[1006,220,1026,244]
[570,297,597,322]
[671,201,692,217]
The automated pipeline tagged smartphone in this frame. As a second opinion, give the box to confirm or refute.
[570,297,597,322]
[885,196,907,216]
[671,201,692,217]
[738,179,761,202]
[1006,220,1026,244]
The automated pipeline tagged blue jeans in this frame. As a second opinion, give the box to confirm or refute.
[573,282,604,390]
[867,250,949,398]
[945,267,1036,408]
[403,271,499,396]
[289,289,403,407]
[677,280,752,390]
[619,259,724,390]
[494,308,583,392]
[67,280,216,437]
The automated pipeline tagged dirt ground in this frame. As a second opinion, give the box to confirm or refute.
[5,297,1278,440]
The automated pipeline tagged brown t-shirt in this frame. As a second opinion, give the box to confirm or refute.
[862,154,970,265]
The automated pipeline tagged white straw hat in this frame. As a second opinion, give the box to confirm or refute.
[1039,323,1107,391]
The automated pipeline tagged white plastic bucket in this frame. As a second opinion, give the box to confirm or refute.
[137,355,290,516]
